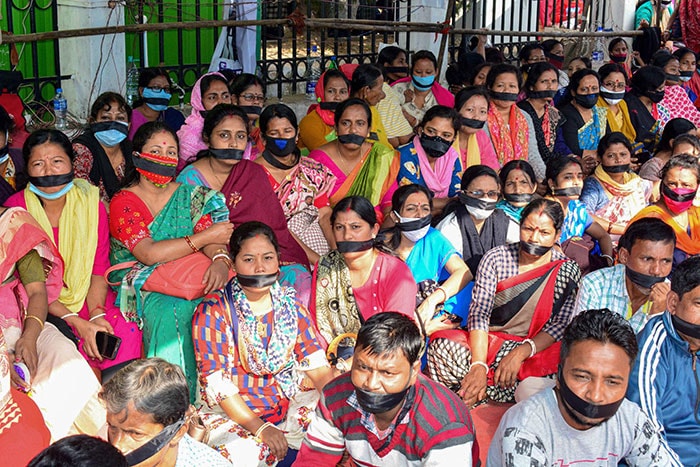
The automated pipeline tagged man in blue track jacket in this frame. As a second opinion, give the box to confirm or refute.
[627,255,700,466]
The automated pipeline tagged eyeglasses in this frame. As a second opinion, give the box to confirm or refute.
[466,189,500,199]
[240,93,265,103]
[147,85,171,94]
[603,82,626,91]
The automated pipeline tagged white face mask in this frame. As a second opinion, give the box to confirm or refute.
[465,202,495,220]
[394,211,431,243]
[600,85,624,106]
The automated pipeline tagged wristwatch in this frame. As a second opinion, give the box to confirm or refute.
[335,358,350,373]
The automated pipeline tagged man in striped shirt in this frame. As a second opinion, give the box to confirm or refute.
[627,255,700,466]
[293,312,479,466]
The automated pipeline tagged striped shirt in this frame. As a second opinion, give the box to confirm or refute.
[294,373,478,466]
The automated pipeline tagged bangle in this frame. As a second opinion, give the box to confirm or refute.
[601,254,614,266]
[212,253,234,271]
[470,361,489,373]
[59,312,75,320]
[607,222,615,234]
[24,315,44,329]
[184,235,199,253]
[434,286,448,304]
[89,313,106,322]
[522,339,537,358]
[254,421,273,438]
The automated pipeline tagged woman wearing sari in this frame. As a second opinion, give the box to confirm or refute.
[607,38,634,79]
[5,129,142,377]
[0,205,105,440]
[454,87,498,170]
[517,62,564,166]
[630,154,700,267]
[496,160,538,243]
[109,122,233,399]
[625,66,670,156]
[427,199,581,406]
[350,64,392,149]
[674,47,700,106]
[309,98,398,223]
[255,103,336,259]
[193,222,333,466]
[392,50,455,128]
[597,64,637,149]
[384,184,472,331]
[298,69,349,152]
[176,104,312,302]
[396,105,461,214]
[580,132,653,238]
[436,165,509,275]
[230,73,267,160]
[312,196,417,357]
[0,106,21,205]
[375,46,414,148]
[555,69,607,162]
[72,92,132,204]
[653,51,700,127]
[483,63,545,180]
[176,72,232,170]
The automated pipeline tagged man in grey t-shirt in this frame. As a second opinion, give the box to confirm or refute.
[487,309,681,466]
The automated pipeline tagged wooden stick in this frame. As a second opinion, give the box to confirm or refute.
[436,0,456,75]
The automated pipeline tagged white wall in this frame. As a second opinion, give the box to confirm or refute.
[57,0,126,120]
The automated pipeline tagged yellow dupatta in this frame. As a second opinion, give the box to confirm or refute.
[24,178,99,313]
[598,96,636,144]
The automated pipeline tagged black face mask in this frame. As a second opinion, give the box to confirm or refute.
[458,192,498,210]
[236,272,279,288]
[504,193,534,204]
[552,186,582,197]
[199,110,209,119]
[143,96,171,108]
[666,73,681,84]
[239,105,262,116]
[547,53,565,68]
[384,66,409,75]
[460,117,486,129]
[336,239,374,253]
[625,266,666,290]
[680,70,694,80]
[520,241,552,257]
[557,368,624,424]
[123,419,185,466]
[29,171,75,187]
[645,90,665,104]
[602,164,630,174]
[355,386,409,414]
[574,93,599,109]
[661,183,697,202]
[610,54,627,64]
[264,136,297,157]
[319,101,339,111]
[671,314,700,339]
[528,90,557,99]
[209,148,245,161]
[419,134,452,158]
[490,91,519,102]
[337,133,366,146]
[395,214,432,232]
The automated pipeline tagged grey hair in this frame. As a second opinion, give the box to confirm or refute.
[99,358,189,426]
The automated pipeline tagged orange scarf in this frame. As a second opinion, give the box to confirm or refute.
[487,105,528,166]
[630,204,700,255]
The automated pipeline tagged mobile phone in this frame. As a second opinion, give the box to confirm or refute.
[96,331,122,360]
[443,313,462,323]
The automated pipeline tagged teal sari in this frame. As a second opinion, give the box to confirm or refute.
[110,183,229,400]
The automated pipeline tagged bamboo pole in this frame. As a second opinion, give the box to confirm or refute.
[436,0,457,74]
[0,16,643,45]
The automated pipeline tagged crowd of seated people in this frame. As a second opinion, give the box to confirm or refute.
[3,31,700,467]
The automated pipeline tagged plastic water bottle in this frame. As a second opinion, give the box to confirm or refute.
[54,88,67,130]
[126,56,140,107]
[591,26,605,71]
[306,45,321,100]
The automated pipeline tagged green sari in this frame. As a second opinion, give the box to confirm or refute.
[110,183,229,400]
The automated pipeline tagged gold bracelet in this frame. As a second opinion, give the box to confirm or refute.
[254,421,273,438]
[24,314,44,329]
[184,235,199,253]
